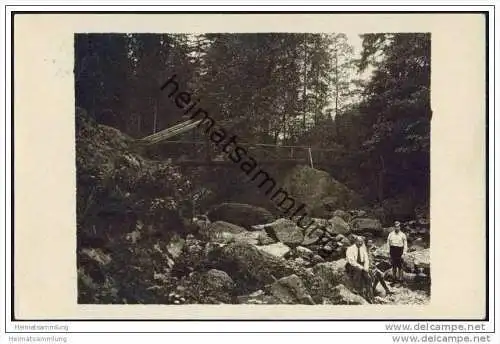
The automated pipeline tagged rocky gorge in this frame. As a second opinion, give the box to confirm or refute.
[76,108,430,306]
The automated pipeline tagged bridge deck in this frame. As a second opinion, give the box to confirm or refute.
[176,159,308,166]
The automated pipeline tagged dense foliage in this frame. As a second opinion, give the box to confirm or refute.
[75,32,430,222]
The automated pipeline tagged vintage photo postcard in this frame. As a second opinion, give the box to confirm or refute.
[74,31,431,306]
[12,12,488,321]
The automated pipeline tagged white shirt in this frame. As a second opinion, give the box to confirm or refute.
[345,244,370,270]
[387,230,408,253]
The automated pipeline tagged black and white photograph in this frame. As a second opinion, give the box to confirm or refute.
[75,31,431,306]
[6,5,496,343]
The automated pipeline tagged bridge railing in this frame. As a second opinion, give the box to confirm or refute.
[148,139,342,168]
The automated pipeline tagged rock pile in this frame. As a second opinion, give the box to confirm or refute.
[147,203,430,304]
[79,198,430,305]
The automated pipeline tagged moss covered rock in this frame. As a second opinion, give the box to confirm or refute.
[205,242,296,294]
[206,203,275,229]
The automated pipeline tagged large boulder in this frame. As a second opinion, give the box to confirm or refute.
[228,232,262,245]
[208,221,247,235]
[351,218,383,236]
[205,242,295,294]
[269,274,315,304]
[294,246,314,260]
[205,220,275,246]
[332,209,351,222]
[263,218,305,246]
[327,216,351,235]
[280,166,361,218]
[312,258,348,288]
[206,203,275,229]
[310,196,339,218]
[403,248,430,273]
[302,224,325,246]
[331,284,369,305]
[181,269,236,304]
[257,242,291,258]
[289,266,333,304]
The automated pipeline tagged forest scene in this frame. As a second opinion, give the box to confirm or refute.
[76,32,431,306]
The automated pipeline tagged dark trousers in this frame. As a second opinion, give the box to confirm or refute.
[390,245,404,268]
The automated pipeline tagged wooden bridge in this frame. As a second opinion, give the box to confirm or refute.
[138,119,342,169]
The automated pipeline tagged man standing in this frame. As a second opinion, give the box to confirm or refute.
[387,221,408,284]
[366,239,393,296]
[345,236,372,301]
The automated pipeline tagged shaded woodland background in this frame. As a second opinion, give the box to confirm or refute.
[75,32,430,221]
[75,32,431,305]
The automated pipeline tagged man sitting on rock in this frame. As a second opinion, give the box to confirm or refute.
[366,239,393,296]
[345,236,373,302]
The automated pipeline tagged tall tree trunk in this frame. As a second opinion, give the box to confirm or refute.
[377,154,385,203]
[152,97,158,133]
[281,106,288,143]
[315,63,320,125]
[302,34,308,130]
[334,48,339,119]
